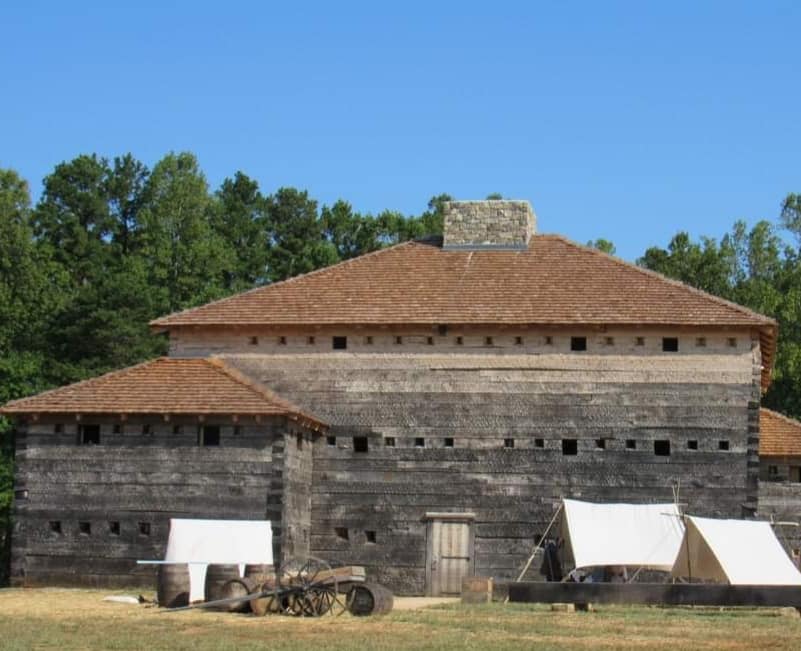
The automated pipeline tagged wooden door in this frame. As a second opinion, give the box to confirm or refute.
[426,515,474,596]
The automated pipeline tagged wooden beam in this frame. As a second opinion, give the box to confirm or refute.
[507,582,801,607]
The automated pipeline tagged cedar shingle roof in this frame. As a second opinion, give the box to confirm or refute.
[150,235,777,388]
[760,408,801,457]
[0,357,326,430]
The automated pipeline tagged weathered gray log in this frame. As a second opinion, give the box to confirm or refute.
[507,582,801,607]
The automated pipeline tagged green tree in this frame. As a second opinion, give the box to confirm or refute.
[106,154,150,256]
[32,154,114,287]
[638,232,735,299]
[321,200,381,260]
[586,239,617,255]
[780,194,801,245]
[212,172,270,290]
[139,152,235,311]
[264,188,338,281]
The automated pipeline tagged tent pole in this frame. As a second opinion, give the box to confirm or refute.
[513,502,563,583]
[673,479,692,581]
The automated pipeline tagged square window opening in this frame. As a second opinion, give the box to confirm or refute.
[544,336,553,345]
[444,437,454,448]
[718,440,730,451]
[485,336,494,346]
[534,438,544,448]
[335,527,349,541]
[427,336,434,345]
[662,337,679,352]
[604,336,614,346]
[142,424,152,436]
[200,425,220,447]
[49,520,62,535]
[138,522,151,537]
[307,335,316,345]
[365,336,373,345]
[695,337,707,347]
[727,337,737,348]
[54,423,64,434]
[626,439,636,450]
[570,337,587,352]
[687,440,698,450]
[503,438,515,449]
[395,336,403,345]
[278,336,287,345]
[332,336,347,350]
[249,336,259,346]
[353,436,368,453]
[384,436,396,447]
[455,336,464,345]
[654,440,671,456]
[108,521,120,536]
[79,521,91,536]
[414,437,425,448]
[79,424,100,445]
[365,530,376,544]
[515,336,524,345]
[595,438,606,450]
[326,435,336,446]
[635,336,645,346]
[562,439,578,456]
[172,425,182,435]
[112,424,121,434]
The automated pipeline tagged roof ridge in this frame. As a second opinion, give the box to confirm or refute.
[541,234,777,326]
[1,357,167,410]
[150,239,420,327]
[207,356,325,427]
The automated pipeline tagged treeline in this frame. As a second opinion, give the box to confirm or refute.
[0,150,799,583]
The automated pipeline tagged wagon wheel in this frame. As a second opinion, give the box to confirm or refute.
[278,556,342,617]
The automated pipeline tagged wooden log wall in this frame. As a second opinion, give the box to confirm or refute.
[224,334,760,595]
[10,416,291,588]
[757,480,801,555]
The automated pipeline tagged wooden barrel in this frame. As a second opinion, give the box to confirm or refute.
[157,563,190,608]
[347,583,394,616]
[250,577,281,617]
[244,564,273,581]
[219,577,258,613]
[204,564,241,604]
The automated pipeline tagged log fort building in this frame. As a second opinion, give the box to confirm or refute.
[2,200,787,594]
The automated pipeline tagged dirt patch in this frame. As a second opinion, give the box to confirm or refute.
[392,597,460,610]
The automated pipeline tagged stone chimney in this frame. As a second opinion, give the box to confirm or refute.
[442,200,536,250]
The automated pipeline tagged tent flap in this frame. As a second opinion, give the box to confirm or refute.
[671,516,801,586]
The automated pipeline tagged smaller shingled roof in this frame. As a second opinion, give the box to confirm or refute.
[760,408,801,457]
[0,357,326,431]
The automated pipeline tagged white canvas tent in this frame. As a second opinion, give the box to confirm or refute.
[671,515,801,585]
[164,519,273,602]
[560,499,685,572]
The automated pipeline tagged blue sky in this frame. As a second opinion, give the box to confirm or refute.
[1,1,799,260]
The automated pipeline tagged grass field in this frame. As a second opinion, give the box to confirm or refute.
[0,588,799,650]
